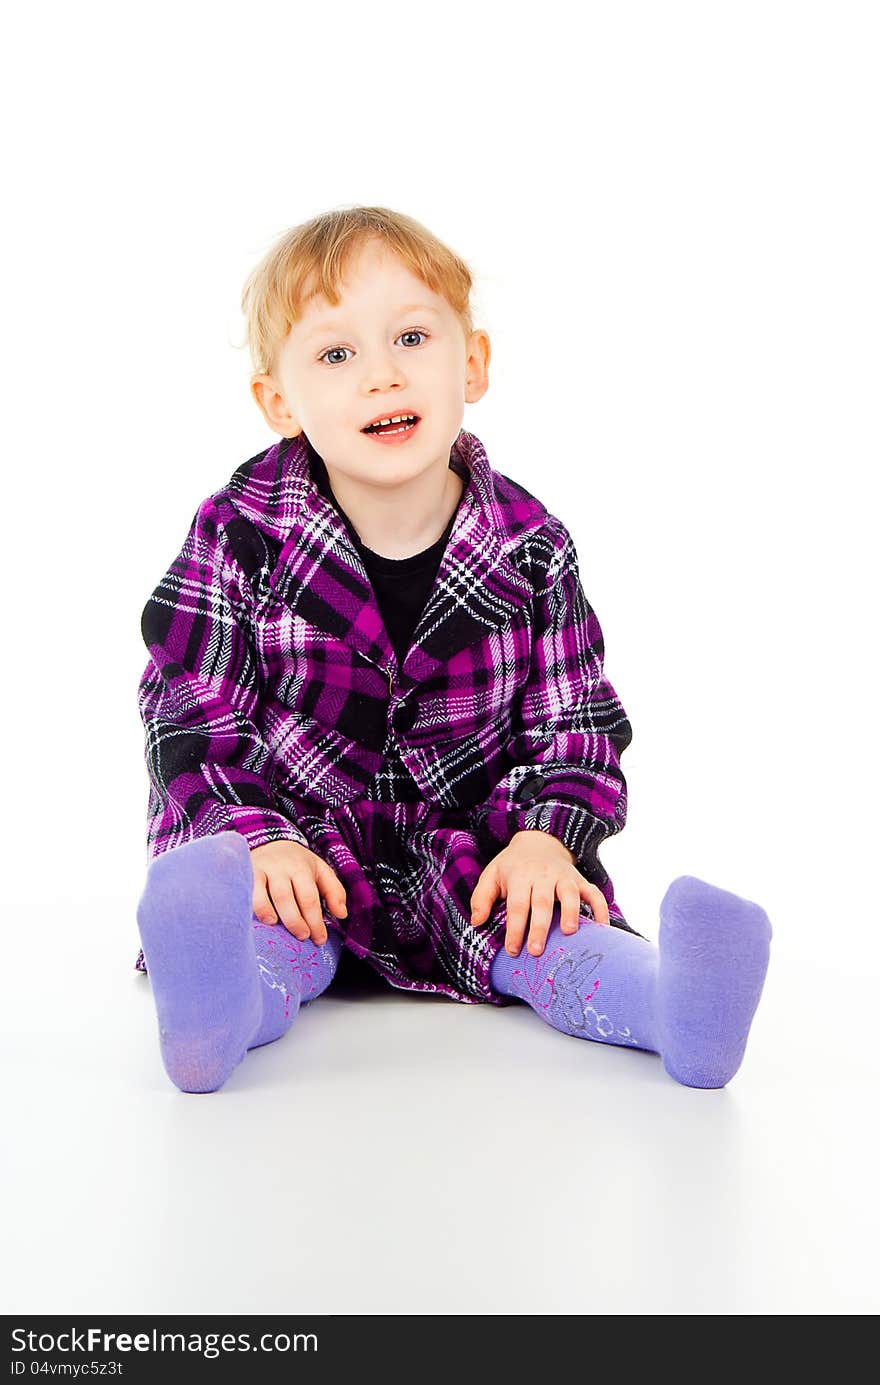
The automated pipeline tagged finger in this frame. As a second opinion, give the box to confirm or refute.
[470,871,496,924]
[292,871,328,945]
[525,883,556,956]
[577,878,611,926]
[470,865,500,926]
[558,881,582,936]
[266,874,310,941]
[314,860,348,919]
[252,873,279,925]
[504,883,532,956]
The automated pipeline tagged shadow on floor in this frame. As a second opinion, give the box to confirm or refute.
[329,946,460,1005]
[329,945,395,999]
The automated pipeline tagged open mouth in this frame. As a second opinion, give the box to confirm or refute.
[361,413,421,439]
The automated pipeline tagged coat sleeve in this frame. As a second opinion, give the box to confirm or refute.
[137,495,310,864]
[467,521,633,909]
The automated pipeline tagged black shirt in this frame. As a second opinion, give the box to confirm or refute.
[306,441,463,671]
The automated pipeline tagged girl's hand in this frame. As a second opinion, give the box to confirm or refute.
[469,830,610,958]
[250,840,348,947]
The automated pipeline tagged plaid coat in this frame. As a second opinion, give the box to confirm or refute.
[133,428,640,1003]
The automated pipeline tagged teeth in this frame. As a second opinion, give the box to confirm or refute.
[368,413,416,428]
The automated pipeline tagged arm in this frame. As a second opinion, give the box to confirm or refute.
[468,522,633,893]
[137,495,310,861]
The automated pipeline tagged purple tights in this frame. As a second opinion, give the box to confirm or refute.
[136,833,772,1093]
[488,874,772,1088]
[136,832,342,1093]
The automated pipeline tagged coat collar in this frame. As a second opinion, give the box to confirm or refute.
[224,428,548,688]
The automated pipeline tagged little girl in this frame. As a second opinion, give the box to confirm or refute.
[134,205,772,1094]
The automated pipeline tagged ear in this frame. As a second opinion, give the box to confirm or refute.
[250,373,303,438]
[464,329,491,406]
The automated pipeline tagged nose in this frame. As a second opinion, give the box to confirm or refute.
[360,347,407,395]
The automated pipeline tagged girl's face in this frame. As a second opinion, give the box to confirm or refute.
[252,238,489,491]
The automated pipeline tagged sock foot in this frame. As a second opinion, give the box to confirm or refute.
[136,832,263,1093]
[656,874,772,1089]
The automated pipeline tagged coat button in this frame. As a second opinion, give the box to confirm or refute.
[514,772,546,804]
[395,700,416,732]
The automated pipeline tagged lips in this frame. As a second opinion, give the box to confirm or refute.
[361,411,421,432]
[361,416,422,446]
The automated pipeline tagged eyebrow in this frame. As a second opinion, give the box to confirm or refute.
[303,303,441,340]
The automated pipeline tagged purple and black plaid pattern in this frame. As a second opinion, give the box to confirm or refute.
[133,429,637,1002]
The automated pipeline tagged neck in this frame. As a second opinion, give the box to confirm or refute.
[321,455,465,560]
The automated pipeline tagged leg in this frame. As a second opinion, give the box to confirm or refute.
[136,832,343,1094]
[250,918,344,1047]
[489,874,772,1088]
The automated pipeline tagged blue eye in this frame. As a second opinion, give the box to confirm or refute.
[398,329,428,348]
[317,329,430,365]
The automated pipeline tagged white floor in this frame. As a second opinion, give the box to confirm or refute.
[4,907,877,1317]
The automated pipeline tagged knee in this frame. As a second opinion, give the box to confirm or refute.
[251,918,343,1001]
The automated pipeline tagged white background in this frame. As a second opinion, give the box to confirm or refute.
[2,0,877,1318]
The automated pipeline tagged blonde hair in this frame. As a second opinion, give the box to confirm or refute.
[239,205,477,379]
